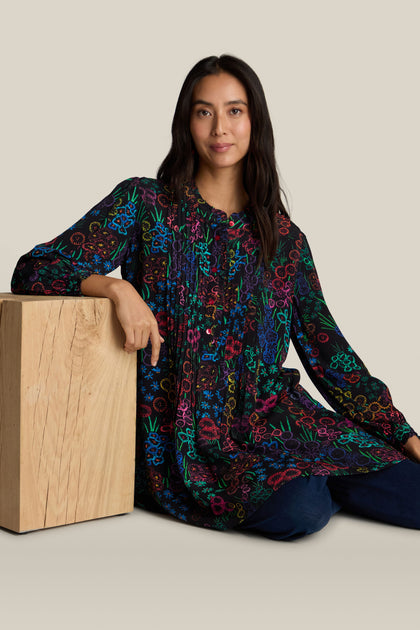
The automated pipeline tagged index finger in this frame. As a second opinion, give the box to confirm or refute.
[150,327,163,366]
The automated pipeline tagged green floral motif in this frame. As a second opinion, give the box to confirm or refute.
[330,351,360,372]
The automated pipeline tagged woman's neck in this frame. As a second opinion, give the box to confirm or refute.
[194,167,248,215]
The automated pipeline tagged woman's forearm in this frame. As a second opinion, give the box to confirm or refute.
[80,274,131,302]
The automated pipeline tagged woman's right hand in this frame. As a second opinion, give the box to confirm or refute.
[112,281,164,364]
[81,275,164,365]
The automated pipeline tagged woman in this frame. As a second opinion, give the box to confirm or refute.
[11,54,420,541]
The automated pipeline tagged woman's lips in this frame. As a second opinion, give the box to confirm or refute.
[209,143,233,152]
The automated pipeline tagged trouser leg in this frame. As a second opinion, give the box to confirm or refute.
[326,459,420,530]
[236,475,341,541]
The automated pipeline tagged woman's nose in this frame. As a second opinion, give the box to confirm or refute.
[211,114,226,136]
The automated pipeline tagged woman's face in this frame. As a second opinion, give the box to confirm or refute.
[189,72,251,175]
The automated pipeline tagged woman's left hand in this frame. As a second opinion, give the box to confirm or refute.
[402,435,420,463]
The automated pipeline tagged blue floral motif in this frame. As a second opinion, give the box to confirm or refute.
[108,200,137,235]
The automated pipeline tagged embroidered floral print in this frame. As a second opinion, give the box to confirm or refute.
[11,177,417,531]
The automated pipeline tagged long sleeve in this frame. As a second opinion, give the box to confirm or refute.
[11,177,144,296]
[290,232,417,451]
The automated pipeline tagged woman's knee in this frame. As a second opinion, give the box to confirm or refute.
[238,476,335,540]
[267,502,332,540]
[298,504,332,535]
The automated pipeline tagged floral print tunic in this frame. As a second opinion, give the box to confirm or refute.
[11,176,417,531]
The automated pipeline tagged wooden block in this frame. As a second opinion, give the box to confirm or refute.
[0,293,136,533]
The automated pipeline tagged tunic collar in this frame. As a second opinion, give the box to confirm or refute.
[187,180,251,228]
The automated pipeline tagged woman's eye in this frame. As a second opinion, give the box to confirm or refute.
[230,108,241,115]
[197,109,211,117]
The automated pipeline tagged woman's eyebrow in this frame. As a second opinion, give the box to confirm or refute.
[191,99,248,107]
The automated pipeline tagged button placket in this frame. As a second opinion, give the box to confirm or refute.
[205,326,215,346]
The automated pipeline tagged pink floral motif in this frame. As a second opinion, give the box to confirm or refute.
[187,328,201,351]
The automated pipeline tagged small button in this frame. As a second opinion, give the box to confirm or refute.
[206,328,212,335]
[229,220,234,227]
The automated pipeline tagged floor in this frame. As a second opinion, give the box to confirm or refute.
[1,503,418,630]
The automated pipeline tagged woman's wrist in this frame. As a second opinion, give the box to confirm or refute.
[106,277,136,304]
[402,435,420,463]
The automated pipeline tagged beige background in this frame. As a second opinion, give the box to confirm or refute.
[1,1,419,629]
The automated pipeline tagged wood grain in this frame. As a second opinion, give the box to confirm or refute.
[0,293,136,532]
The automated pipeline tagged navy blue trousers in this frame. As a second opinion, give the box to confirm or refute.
[235,459,420,540]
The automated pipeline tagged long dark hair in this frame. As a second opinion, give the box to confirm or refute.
[157,54,290,267]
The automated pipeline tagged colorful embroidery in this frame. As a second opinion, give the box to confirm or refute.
[11,176,417,531]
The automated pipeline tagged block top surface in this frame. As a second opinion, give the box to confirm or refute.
[0,293,109,303]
